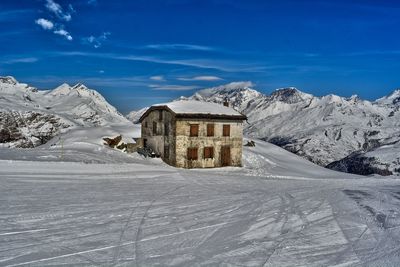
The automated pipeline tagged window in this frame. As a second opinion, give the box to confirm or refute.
[153,121,157,135]
[164,145,169,159]
[187,147,198,160]
[144,121,148,128]
[223,124,230,137]
[159,110,163,121]
[207,124,214,137]
[164,123,169,136]
[204,147,214,159]
[190,124,199,137]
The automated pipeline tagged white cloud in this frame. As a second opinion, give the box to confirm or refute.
[150,75,165,81]
[82,32,110,48]
[45,0,72,21]
[35,18,54,30]
[149,84,198,91]
[178,76,223,81]
[54,29,72,40]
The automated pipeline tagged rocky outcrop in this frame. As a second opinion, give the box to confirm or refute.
[0,111,69,148]
[326,153,393,176]
[103,135,122,148]
[103,135,140,153]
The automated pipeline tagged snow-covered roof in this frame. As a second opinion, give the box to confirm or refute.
[140,100,246,121]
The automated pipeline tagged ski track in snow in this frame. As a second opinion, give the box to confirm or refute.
[1,160,400,266]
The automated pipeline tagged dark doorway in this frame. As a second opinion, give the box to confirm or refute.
[221,146,231,166]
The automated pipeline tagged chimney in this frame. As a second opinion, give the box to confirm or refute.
[223,101,229,107]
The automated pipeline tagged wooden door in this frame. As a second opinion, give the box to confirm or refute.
[221,146,231,166]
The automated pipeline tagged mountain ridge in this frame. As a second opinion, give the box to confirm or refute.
[177,82,400,176]
[0,76,129,148]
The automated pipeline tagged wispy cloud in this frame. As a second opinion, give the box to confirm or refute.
[177,76,223,81]
[344,50,400,56]
[145,43,214,51]
[35,18,54,30]
[82,32,110,48]
[0,9,33,22]
[45,0,72,21]
[2,57,38,65]
[149,84,198,91]
[27,75,151,89]
[150,75,165,81]
[87,0,98,5]
[54,29,73,40]
[50,51,265,72]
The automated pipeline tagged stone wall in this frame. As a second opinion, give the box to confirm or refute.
[141,109,244,168]
[175,119,243,168]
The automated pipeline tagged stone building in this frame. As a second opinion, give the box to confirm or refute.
[139,100,247,168]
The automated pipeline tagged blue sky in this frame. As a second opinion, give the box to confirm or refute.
[1,0,400,113]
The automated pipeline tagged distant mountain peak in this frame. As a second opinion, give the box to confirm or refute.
[198,81,255,94]
[376,88,400,105]
[72,83,89,90]
[270,87,313,104]
[0,76,18,85]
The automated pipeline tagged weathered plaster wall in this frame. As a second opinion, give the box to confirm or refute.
[141,109,176,165]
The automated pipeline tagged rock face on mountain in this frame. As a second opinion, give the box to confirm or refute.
[182,82,400,176]
[0,76,129,148]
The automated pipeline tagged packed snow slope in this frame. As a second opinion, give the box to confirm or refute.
[179,82,400,176]
[0,76,130,148]
[1,138,400,266]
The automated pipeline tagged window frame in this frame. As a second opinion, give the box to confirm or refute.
[207,124,214,137]
[187,147,198,160]
[203,146,214,159]
[164,123,169,136]
[223,124,230,137]
[189,124,199,137]
[153,121,157,135]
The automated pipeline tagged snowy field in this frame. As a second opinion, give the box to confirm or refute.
[1,138,400,266]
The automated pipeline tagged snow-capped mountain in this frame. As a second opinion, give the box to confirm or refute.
[0,76,129,148]
[126,107,148,124]
[182,82,400,176]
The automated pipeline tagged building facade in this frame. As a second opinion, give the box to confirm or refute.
[139,101,247,168]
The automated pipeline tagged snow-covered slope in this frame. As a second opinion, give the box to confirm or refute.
[3,137,400,266]
[0,76,130,148]
[182,82,400,176]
